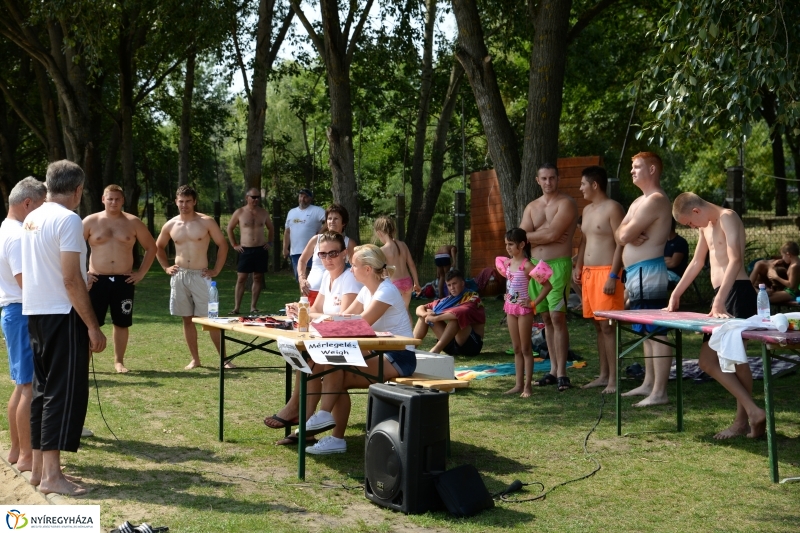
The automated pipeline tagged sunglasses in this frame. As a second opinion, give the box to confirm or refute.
[317,250,343,259]
[248,195,261,199]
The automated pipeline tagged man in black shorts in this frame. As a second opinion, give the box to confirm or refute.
[227,188,274,315]
[83,184,157,373]
[668,192,766,440]
[413,269,485,355]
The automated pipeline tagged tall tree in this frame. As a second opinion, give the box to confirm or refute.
[451,0,620,227]
[291,0,374,243]
[231,0,293,190]
[178,51,196,187]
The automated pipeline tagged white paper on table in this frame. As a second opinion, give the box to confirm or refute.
[303,339,366,367]
[277,336,312,373]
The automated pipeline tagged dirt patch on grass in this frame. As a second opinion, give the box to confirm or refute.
[0,460,49,505]
[295,501,452,533]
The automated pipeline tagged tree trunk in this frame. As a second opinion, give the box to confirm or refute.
[119,9,140,216]
[178,52,196,187]
[102,123,121,188]
[761,90,787,216]
[33,61,64,161]
[452,0,522,230]
[321,0,359,243]
[407,0,437,236]
[406,61,465,265]
[518,0,572,217]
[0,95,19,217]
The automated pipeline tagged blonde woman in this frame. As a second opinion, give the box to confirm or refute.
[302,244,416,454]
[373,216,421,310]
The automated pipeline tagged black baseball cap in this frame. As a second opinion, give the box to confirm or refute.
[298,188,313,198]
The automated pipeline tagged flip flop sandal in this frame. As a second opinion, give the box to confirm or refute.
[111,522,136,533]
[276,434,318,446]
[134,525,169,533]
[263,414,299,429]
[558,376,572,392]
[533,373,557,386]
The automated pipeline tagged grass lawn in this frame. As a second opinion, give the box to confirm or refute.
[1,269,799,532]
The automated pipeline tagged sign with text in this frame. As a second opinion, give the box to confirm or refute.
[303,339,366,367]
[277,336,312,373]
[4,505,100,532]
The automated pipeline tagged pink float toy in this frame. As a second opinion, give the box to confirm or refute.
[529,260,553,284]
[494,256,510,276]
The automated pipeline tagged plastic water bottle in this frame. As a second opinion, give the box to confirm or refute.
[208,281,219,319]
[297,296,310,332]
[757,283,770,323]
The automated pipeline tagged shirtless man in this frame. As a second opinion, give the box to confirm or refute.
[83,185,158,373]
[226,187,274,315]
[434,244,457,298]
[669,192,766,438]
[573,166,625,394]
[156,185,229,369]
[615,152,673,407]
[520,163,578,391]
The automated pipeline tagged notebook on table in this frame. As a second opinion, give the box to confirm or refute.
[311,318,376,338]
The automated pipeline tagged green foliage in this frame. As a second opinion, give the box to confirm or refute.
[641,0,800,145]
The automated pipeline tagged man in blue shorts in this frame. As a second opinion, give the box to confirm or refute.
[615,152,674,407]
[0,177,46,473]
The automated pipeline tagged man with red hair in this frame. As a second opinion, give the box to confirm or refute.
[615,152,674,407]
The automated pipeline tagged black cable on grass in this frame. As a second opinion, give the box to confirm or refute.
[494,393,605,503]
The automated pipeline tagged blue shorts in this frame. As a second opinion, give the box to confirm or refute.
[385,349,417,377]
[624,257,670,335]
[1,303,34,385]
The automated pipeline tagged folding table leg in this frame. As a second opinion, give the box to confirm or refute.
[762,344,778,482]
[218,330,226,442]
[676,329,683,432]
[616,320,622,436]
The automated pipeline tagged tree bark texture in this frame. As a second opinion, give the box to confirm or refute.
[119,7,141,216]
[406,61,465,265]
[452,0,522,230]
[178,52,196,187]
[33,61,65,161]
[518,0,572,220]
[407,0,437,239]
[761,90,787,216]
[320,0,359,243]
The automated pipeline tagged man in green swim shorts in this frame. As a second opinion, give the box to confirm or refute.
[520,163,578,392]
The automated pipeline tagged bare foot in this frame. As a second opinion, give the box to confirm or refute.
[504,386,523,395]
[520,385,532,398]
[15,457,33,472]
[115,362,129,373]
[30,468,80,487]
[224,361,237,369]
[39,476,89,497]
[582,377,609,389]
[621,384,652,397]
[633,394,669,407]
[263,413,298,429]
[7,449,19,464]
[185,360,202,370]
[713,423,750,440]
[747,409,767,438]
[601,385,616,394]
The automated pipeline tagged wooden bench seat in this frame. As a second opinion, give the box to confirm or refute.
[390,372,469,392]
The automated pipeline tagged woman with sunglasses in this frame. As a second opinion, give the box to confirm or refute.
[297,204,356,305]
[263,232,363,444]
[303,244,416,455]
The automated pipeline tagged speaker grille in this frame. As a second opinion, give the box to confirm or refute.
[366,423,402,500]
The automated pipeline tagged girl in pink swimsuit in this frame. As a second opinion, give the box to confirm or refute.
[495,228,536,398]
[374,216,421,317]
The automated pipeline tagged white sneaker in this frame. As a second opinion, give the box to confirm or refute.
[81,427,94,438]
[299,410,336,435]
[306,436,346,455]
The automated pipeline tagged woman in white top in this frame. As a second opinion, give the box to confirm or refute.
[264,232,363,444]
[297,204,356,305]
[303,244,417,455]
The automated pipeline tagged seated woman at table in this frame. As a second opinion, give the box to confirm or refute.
[297,204,357,305]
[263,232,362,443]
[302,243,416,455]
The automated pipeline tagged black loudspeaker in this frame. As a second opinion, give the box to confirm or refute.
[364,383,449,514]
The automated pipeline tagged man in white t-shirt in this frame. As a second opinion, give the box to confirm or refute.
[0,177,46,475]
[21,160,107,497]
[283,189,325,280]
